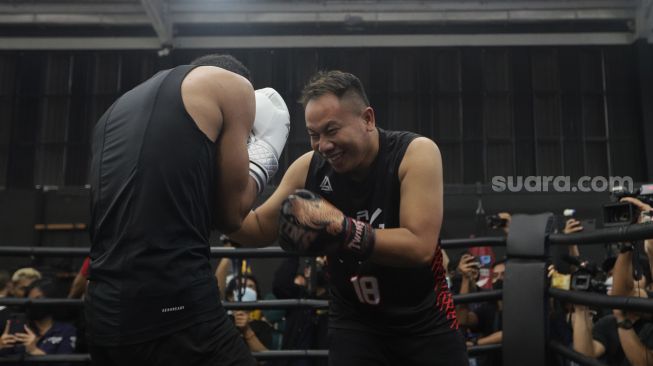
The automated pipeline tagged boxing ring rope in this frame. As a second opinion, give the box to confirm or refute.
[0,289,503,309]
[549,288,653,312]
[0,236,506,364]
[0,236,507,258]
[4,220,652,366]
[548,341,608,366]
[548,222,653,246]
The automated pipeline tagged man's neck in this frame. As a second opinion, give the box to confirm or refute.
[349,128,379,182]
[35,317,54,335]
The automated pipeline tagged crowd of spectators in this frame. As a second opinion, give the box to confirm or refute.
[0,196,651,366]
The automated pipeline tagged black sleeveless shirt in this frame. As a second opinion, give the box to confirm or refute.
[88,65,222,345]
[305,128,458,335]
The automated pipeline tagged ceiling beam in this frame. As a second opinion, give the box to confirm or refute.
[170,1,636,13]
[0,32,633,50]
[0,37,160,50]
[139,0,172,47]
[173,8,634,25]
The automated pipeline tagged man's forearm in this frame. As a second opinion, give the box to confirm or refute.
[613,250,634,297]
[618,327,653,366]
[572,311,597,357]
[478,331,502,345]
[243,328,268,353]
[230,210,276,247]
[67,274,87,299]
[371,228,438,267]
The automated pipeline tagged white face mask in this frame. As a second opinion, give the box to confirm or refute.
[233,287,257,302]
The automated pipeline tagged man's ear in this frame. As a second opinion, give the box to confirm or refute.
[362,107,376,131]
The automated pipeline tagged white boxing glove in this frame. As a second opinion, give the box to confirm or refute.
[248,87,290,194]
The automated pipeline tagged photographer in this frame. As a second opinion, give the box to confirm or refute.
[571,287,653,366]
[619,197,653,295]
[571,196,653,366]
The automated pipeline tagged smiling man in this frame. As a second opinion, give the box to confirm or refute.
[231,70,467,366]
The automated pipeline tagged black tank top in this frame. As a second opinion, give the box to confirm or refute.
[87,65,222,345]
[305,128,458,335]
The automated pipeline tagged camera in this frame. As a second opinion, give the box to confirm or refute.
[486,214,508,229]
[564,255,608,294]
[603,184,653,227]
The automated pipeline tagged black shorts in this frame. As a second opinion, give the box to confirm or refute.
[89,314,256,366]
[328,328,469,366]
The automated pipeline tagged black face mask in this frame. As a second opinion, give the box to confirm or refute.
[27,306,50,321]
[493,279,503,290]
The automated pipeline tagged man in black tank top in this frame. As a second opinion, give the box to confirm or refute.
[231,71,468,365]
[88,54,290,366]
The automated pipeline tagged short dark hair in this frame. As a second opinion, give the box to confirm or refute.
[190,54,251,82]
[225,274,260,301]
[25,278,57,298]
[300,70,370,109]
[492,258,507,269]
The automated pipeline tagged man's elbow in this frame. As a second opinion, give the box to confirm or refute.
[572,344,596,359]
[416,241,438,265]
[218,215,244,234]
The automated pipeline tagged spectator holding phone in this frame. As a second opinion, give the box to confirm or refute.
[0,279,76,358]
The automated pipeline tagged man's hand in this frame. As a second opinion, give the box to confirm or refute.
[248,87,290,194]
[620,197,653,224]
[233,311,250,331]
[278,190,375,260]
[564,219,584,234]
[0,322,16,350]
[14,325,39,355]
[458,254,479,280]
[498,212,512,234]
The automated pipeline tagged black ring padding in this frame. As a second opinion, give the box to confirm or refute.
[548,340,608,366]
[0,298,83,307]
[0,293,502,309]
[0,246,300,259]
[549,222,653,246]
[467,344,502,356]
[549,288,653,312]
[0,238,507,258]
[0,354,91,363]
[453,290,502,304]
[0,345,502,363]
[0,298,331,310]
[252,350,328,359]
[210,247,299,258]
[0,246,89,257]
[223,299,328,310]
[440,237,506,249]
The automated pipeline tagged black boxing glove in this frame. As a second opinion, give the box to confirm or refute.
[278,189,375,260]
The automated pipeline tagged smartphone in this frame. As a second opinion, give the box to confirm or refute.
[8,313,27,335]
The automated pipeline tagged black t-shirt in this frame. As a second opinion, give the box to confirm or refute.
[249,320,274,350]
[87,65,221,346]
[592,315,653,366]
[305,128,457,336]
